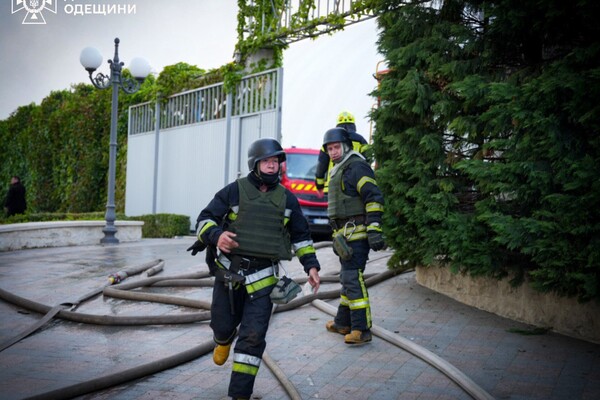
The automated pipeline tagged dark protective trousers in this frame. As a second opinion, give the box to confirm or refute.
[210,279,273,398]
[333,239,372,331]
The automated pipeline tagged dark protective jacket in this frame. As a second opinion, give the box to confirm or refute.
[328,156,368,219]
[328,152,384,241]
[315,124,370,192]
[196,172,320,399]
[4,182,26,216]
[196,172,320,275]
[328,152,382,333]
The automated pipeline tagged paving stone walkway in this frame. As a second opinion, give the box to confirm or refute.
[0,238,598,399]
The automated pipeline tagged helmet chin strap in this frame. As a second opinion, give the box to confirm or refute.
[254,170,280,186]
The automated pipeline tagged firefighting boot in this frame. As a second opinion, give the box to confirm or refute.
[326,320,351,335]
[344,330,372,344]
[213,343,231,366]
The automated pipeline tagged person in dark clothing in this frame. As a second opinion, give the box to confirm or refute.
[322,127,385,345]
[190,138,321,400]
[315,111,370,195]
[4,176,26,216]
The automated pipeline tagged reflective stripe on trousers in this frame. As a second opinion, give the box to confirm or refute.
[210,277,273,398]
[232,352,261,376]
[334,239,372,331]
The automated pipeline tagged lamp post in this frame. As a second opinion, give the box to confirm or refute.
[80,38,150,244]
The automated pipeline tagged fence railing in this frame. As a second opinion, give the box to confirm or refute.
[129,68,280,135]
[234,69,279,116]
[241,0,375,45]
[128,101,155,136]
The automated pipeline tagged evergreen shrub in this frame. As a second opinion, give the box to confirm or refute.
[371,0,600,301]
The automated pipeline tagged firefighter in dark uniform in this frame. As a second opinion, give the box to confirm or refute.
[315,111,370,195]
[322,127,385,344]
[192,138,321,400]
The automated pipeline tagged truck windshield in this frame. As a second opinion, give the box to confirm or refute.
[286,153,318,181]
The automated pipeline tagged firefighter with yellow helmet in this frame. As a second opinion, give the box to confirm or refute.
[322,127,385,344]
[315,111,370,195]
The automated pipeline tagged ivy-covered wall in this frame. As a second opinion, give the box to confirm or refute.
[0,64,203,215]
[1,84,115,214]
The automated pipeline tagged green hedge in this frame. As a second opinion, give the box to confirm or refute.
[0,212,190,239]
[132,213,191,238]
[0,212,115,224]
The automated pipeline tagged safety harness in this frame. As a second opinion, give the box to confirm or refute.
[205,246,279,315]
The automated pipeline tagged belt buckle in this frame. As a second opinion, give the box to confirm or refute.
[239,257,251,271]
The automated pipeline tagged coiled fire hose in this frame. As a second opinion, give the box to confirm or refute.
[0,250,493,400]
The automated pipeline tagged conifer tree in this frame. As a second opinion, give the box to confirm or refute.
[372,0,600,300]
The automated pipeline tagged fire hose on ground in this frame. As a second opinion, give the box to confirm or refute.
[0,247,494,400]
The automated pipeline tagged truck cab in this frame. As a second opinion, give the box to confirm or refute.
[281,147,331,236]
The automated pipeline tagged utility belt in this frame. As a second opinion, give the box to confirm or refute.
[330,216,368,260]
[236,256,275,271]
[215,252,278,314]
[330,215,366,231]
[217,253,275,274]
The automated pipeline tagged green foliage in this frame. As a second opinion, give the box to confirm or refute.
[0,65,161,215]
[0,212,124,224]
[154,62,206,100]
[132,213,191,238]
[221,62,246,94]
[0,212,189,239]
[372,0,600,301]
[236,0,287,67]
[234,0,375,69]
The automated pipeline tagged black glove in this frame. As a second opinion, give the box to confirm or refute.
[186,240,206,256]
[367,231,386,251]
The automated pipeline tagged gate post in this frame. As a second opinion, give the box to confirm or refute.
[152,96,161,214]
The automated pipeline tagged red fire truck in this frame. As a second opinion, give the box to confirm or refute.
[280,147,331,236]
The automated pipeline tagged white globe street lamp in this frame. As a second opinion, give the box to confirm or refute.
[80,38,150,244]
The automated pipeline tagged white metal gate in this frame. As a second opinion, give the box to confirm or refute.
[125,68,283,231]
